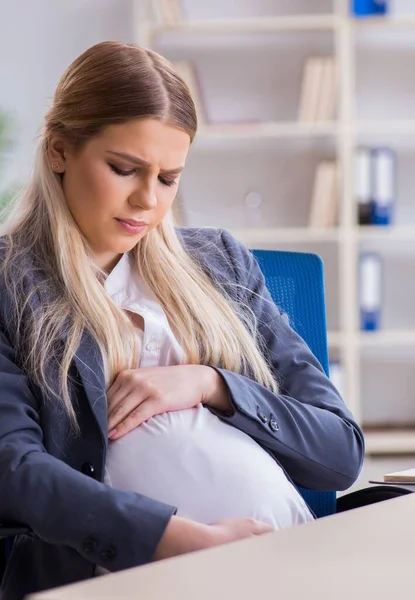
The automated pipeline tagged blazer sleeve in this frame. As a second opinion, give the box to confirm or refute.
[209,229,365,492]
[0,326,176,572]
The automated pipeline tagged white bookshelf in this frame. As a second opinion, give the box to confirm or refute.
[365,430,415,455]
[200,120,415,140]
[353,15,415,29]
[136,0,415,455]
[359,330,415,347]
[196,121,339,142]
[229,225,415,244]
[146,14,339,35]
[229,227,341,244]
[357,120,415,135]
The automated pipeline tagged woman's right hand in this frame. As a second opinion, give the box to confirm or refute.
[153,515,274,561]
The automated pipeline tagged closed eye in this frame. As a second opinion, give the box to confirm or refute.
[108,163,177,187]
[158,177,177,188]
[108,163,135,177]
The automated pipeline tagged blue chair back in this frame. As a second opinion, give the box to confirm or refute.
[252,249,336,518]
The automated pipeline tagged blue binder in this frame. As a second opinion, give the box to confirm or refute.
[359,252,382,331]
[355,147,372,225]
[352,0,388,16]
[371,147,396,226]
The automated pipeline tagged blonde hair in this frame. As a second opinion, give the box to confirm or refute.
[0,41,278,426]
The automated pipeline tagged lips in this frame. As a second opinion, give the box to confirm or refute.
[115,218,148,235]
[116,218,147,226]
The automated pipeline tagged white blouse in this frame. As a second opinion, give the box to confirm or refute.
[103,253,313,531]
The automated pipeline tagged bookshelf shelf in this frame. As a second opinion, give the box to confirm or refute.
[147,14,339,36]
[230,226,415,246]
[359,330,415,348]
[353,16,415,30]
[356,225,415,242]
[138,0,415,456]
[357,120,415,135]
[194,122,338,144]
[196,119,415,145]
[364,429,415,455]
[230,228,340,246]
[323,329,415,355]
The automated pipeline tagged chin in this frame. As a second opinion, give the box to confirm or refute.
[116,233,148,252]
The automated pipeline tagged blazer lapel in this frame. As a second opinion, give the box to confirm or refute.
[28,266,108,439]
[73,329,108,441]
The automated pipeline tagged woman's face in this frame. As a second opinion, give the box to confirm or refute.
[55,119,190,272]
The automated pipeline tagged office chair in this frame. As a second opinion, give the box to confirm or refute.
[252,249,411,518]
[252,249,336,518]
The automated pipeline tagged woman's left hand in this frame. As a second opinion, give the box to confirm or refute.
[107,365,232,440]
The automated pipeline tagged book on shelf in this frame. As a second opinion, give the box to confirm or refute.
[298,57,337,123]
[151,0,183,25]
[315,58,338,123]
[298,58,320,122]
[359,252,382,331]
[308,161,339,228]
[352,0,388,17]
[171,60,207,125]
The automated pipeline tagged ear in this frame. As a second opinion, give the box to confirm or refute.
[47,135,69,174]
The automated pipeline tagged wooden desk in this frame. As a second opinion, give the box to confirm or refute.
[29,493,415,600]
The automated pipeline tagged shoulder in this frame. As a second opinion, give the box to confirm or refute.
[0,235,35,285]
[0,236,40,326]
[176,227,279,325]
[176,227,256,287]
[0,235,15,296]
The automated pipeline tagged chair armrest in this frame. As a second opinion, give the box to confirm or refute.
[0,523,31,538]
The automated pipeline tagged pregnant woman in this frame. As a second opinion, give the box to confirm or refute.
[0,42,364,600]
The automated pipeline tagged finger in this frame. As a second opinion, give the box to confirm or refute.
[106,375,123,406]
[107,369,137,407]
[253,522,274,535]
[109,398,158,440]
[107,383,131,417]
[108,389,145,432]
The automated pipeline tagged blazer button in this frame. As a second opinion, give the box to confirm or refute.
[82,536,98,555]
[81,462,95,477]
[101,547,117,562]
[269,417,280,432]
[256,406,268,424]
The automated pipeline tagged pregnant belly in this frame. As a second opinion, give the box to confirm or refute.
[104,404,313,530]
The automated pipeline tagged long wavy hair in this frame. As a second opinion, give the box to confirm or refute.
[0,41,278,426]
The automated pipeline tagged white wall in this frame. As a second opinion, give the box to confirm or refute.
[0,0,134,190]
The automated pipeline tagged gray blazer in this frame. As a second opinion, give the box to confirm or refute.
[0,228,364,600]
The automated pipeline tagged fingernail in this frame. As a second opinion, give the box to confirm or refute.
[108,429,117,438]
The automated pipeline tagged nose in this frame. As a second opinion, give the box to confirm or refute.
[128,179,157,210]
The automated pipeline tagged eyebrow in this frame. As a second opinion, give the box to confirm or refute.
[106,151,184,175]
